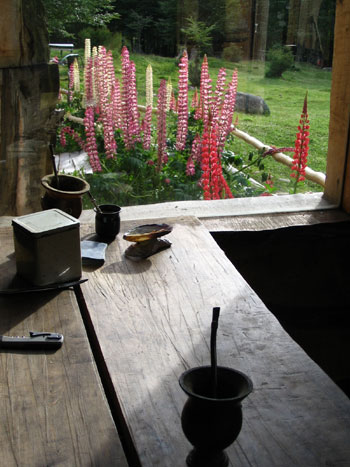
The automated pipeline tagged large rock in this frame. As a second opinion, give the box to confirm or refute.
[235,92,270,115]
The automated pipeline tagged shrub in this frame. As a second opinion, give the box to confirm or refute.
[265,45,294,78]
[78,26,112,48]
[222,43,242,63]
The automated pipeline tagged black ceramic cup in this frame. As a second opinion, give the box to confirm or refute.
[95,204,121,240]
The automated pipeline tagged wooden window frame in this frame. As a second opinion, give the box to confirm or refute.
[324,0,350,213]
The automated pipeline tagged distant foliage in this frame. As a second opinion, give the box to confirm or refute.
[265,45,294,78]
[78,27,113,49]
[42,0,118,40]
[222,44,243,63]
[181,17,216,55]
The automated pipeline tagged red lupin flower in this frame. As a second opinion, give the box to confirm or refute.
[291,93,310,192]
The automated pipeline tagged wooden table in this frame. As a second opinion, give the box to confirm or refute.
[79,216,350,467]
[0,226,128,467]
[1,215,350,466]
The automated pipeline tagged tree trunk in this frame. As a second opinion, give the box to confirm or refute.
[286,0,301,44]
[296,0,323,57]
[252,0,270,61]
[177,0,199,52]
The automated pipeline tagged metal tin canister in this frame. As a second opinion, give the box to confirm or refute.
[12,209,82,286]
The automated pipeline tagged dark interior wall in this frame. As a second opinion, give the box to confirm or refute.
[212,221,350,397]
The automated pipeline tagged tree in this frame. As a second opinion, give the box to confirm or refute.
[181,17,216,55]
[252,0,270,60]
[125,11,153,53]
[42,0,118,40]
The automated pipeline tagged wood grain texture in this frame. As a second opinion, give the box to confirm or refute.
[77,193,337,227]
[0,227,128,467]
[81,216,350,467]
[0,0,49,67]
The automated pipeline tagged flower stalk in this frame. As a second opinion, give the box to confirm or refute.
[291,93,310,193]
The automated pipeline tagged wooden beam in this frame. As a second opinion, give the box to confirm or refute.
[324,0,350,208]
[341,106,350,212]
[232,126,326,187]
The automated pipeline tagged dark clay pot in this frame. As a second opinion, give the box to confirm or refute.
[41,174,90,219]
[179,366,253,467]
[95,204,121,241]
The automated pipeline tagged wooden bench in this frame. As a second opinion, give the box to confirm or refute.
[0,226,128,466]
[49,43,74,57]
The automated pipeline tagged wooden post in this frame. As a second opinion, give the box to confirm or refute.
[324,0,350,211]
[340,107,350,212]
[0,0,60,216]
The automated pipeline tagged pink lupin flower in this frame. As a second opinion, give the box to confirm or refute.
[175,50,189,151]
[216,69,238,153]
[143,105,153,150]
[60,126,85,151]
[121,46,132,149]
[111,78,123,130]
[120,47,141,149]
[186,156,195,176]
[60,128,67,147]
[128,60,142,142]
[68,62,74,103]
[196,55,212,128]
[191,88,199,109]
[106,50,115,96]
[211,68,226,126]
[156,79,168,171]
[84,57,95,107]
[191,134,202,163]
[95,49,116,159]
[291,93,310,192]
[84,106,102,172]
[169,90,177,113]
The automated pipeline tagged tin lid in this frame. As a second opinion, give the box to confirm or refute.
[12,209,80,237]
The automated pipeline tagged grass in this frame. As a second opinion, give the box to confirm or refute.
[58,49,332,194]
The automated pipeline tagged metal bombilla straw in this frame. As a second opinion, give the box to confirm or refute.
[49,144,59,189]
[210,306,220,398]
[87,191,102,214]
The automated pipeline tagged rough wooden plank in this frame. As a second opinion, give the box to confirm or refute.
[201,209,350,231]
[80,216,350,467]
[0,64,60,216]
[0,0,49,68]
[1,195,346,231]
[0,227,128,467]
[78,192,337,226]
